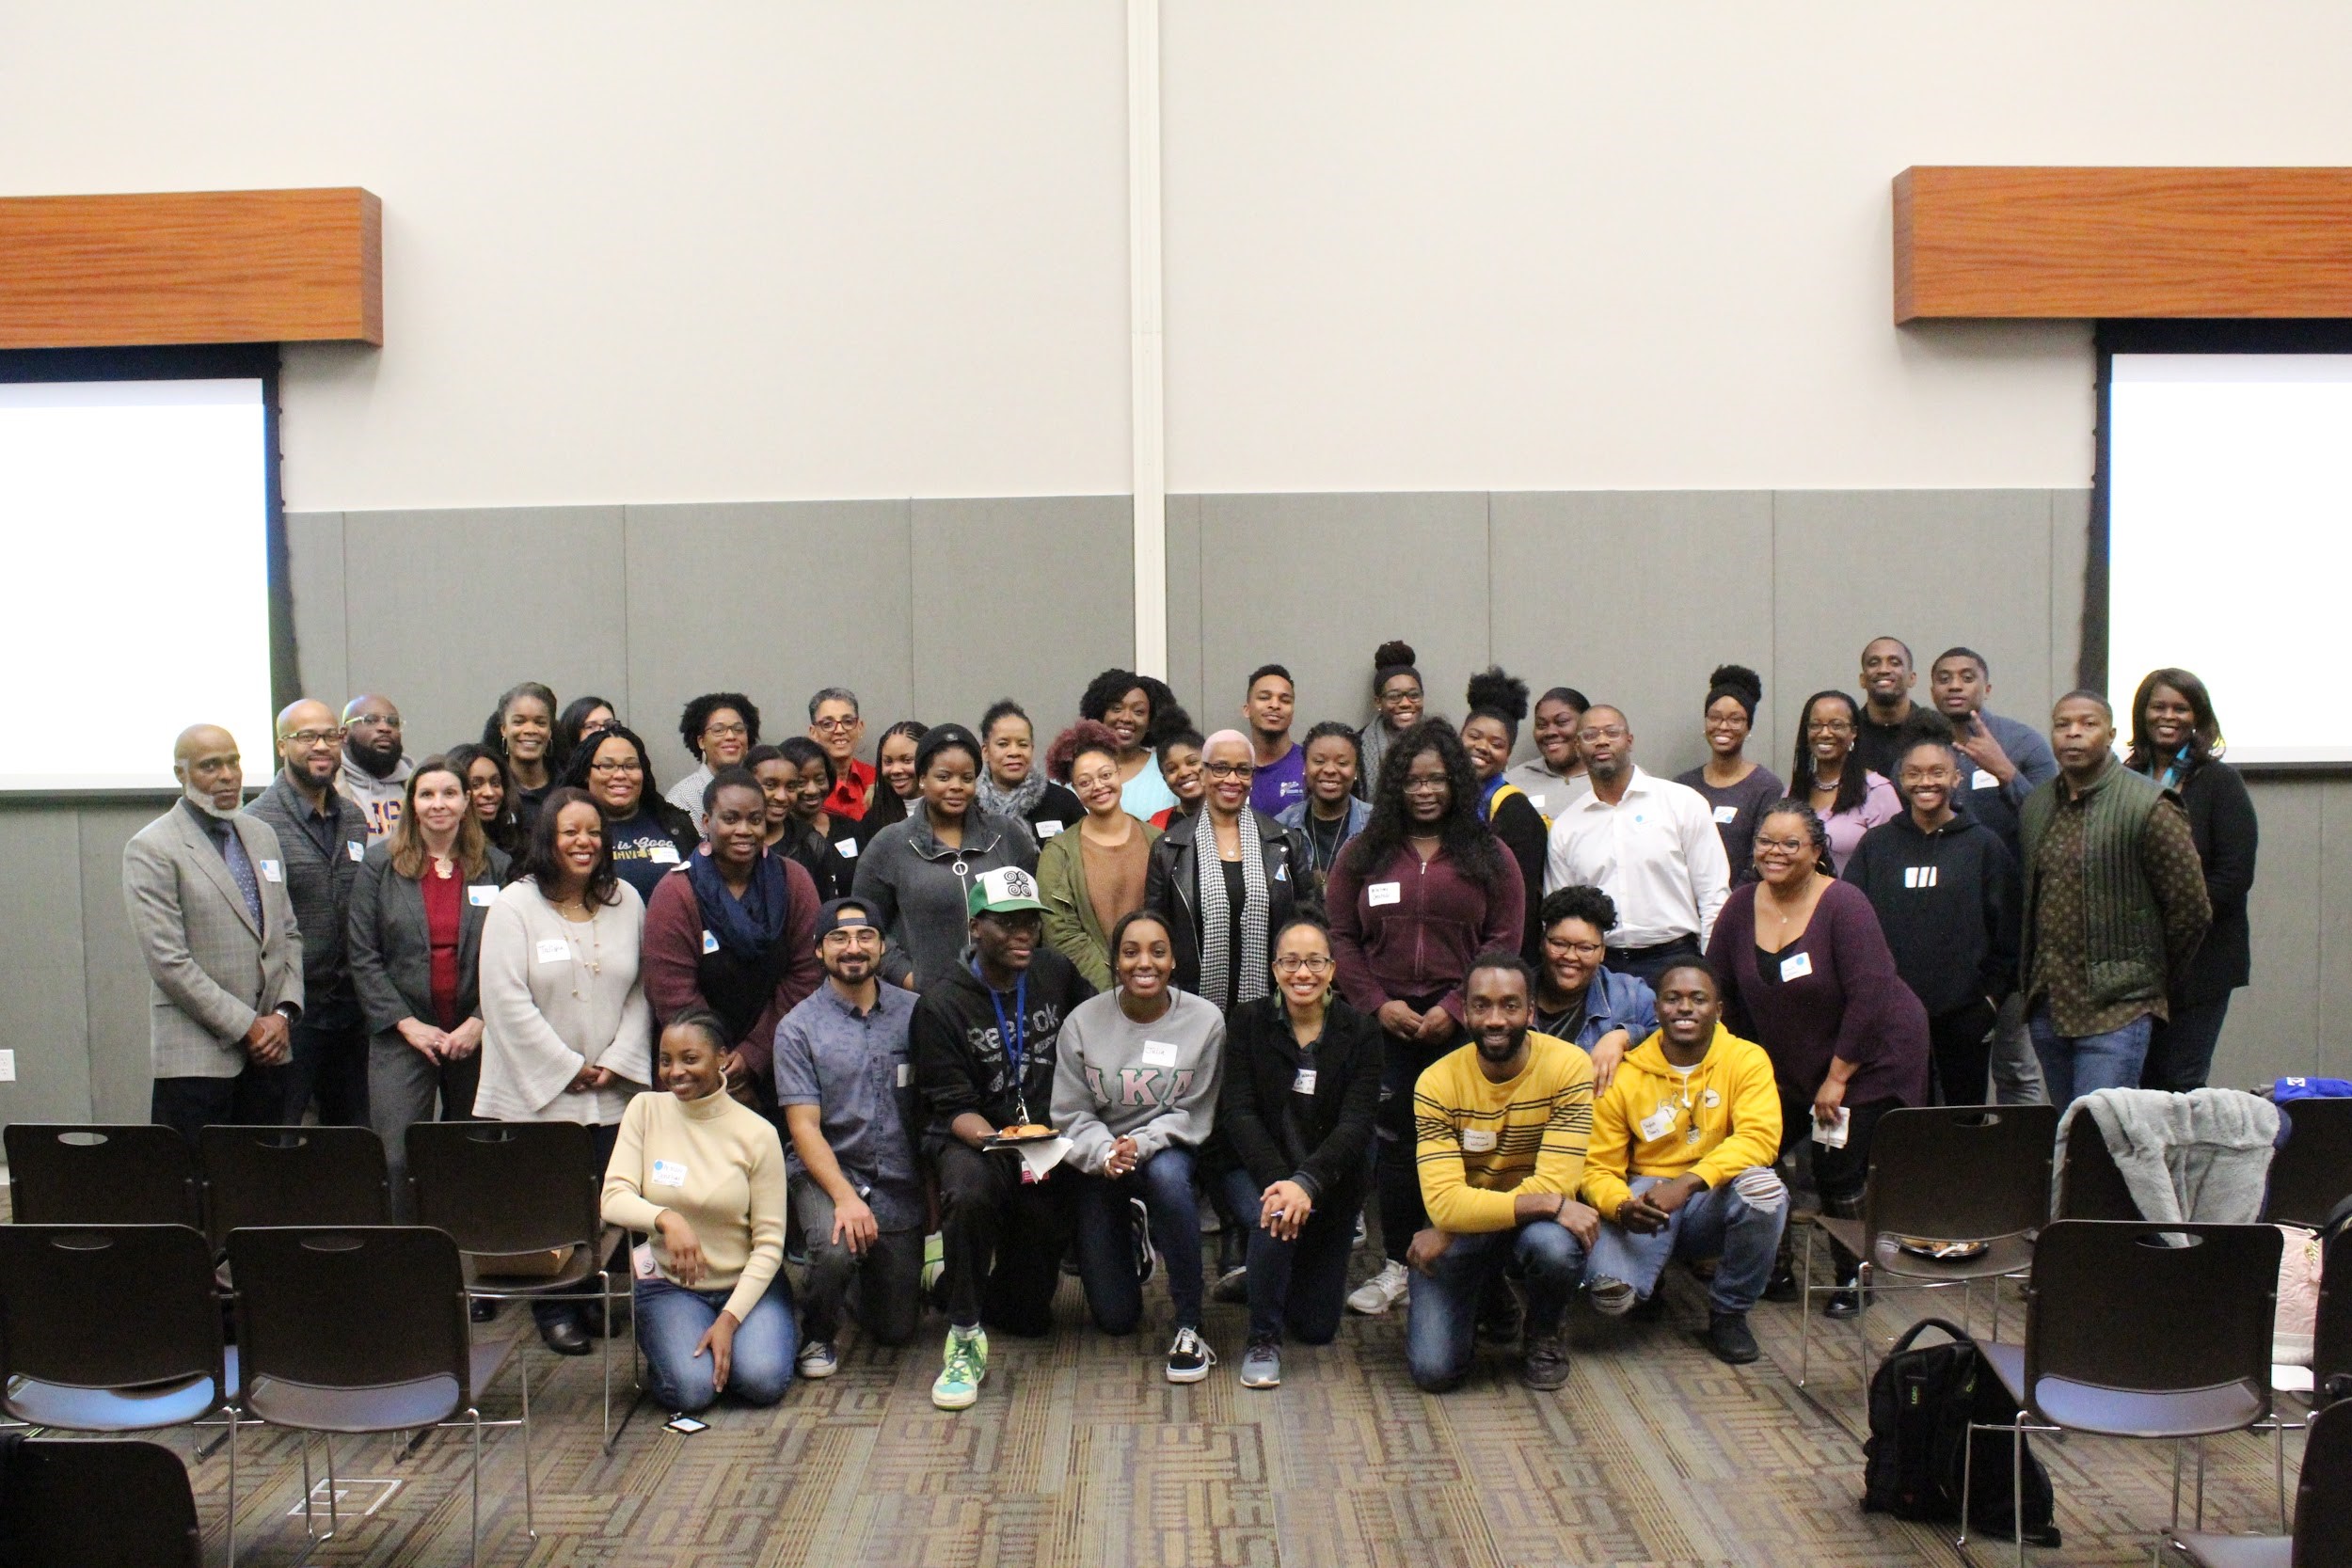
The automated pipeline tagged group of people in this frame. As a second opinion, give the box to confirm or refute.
[121,636,2256,1410]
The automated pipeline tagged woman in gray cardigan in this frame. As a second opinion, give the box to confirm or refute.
[850,724,1038,990]
[347,757,511,1216]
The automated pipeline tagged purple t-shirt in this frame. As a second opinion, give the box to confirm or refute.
[1248,742,1307,816]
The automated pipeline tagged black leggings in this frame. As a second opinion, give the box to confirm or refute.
[1777,1088,1900,1282]
[1375,992,1454,1265]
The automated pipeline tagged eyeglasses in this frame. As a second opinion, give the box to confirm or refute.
[1401,777,1447,793]
[1273,956,1334,974]
[810,717,858,733]
[588,760,644,776]
[1377,688,1422,705]
[1204,762,1256,780]
[1576,726,1628,743]
[1807,721,1855,736]
[1754,835,1810,854]
[1546,939,1605,960]
[702,722,749,741]
[346,713,401,729]
[283,727,346,747]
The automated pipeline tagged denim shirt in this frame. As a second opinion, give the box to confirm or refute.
[1536,964,1659,1053]
[771,981,925,1231]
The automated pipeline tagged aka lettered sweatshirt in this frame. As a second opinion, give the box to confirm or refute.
[1050,988,1226,1175]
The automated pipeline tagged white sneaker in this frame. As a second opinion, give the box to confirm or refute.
[1347,1259,1410,1316]
[797,1338,838,1379]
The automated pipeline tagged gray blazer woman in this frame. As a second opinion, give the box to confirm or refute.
[348,836,512,1209]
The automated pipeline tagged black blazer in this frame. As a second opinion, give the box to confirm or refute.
[1142,809,1316,997]
[346,840,513,1035]
[1216,993,1381,1208]
[2166,757,2258,1006]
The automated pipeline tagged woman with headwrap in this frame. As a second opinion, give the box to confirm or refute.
[1675,664,1784,886]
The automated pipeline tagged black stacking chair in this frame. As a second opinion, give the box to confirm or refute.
[2054,1107,2143,1220]
[0,1437,203,1567]
[197,1124,389,1252]
[2169,1395,2352,1567]
[6,1122,202,1228]
[2265,1098,2352,1228]
[0,1223,230,1433]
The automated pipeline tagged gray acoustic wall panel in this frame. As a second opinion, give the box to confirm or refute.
[1191,493,1490,748]
[910,497,1133,732]
[79,800,174,1121]
[339,507,630,760]
[0,805,95,1125]
[1491,491,1775,781]
[1162,494,1204,721]
[2232,778,2322,1086]
[2049,488,2092,696]
[623,500,914,784]
[284,511,348,706]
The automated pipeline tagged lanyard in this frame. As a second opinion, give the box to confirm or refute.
[977,963,1029,1116]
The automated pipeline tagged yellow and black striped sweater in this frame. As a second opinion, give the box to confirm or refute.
[1413,1032,1594,1233]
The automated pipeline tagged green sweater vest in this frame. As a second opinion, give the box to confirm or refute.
[2019,763,2170,1014]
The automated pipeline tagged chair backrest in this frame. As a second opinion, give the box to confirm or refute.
[2313,1210,2352,1396]
[1862,1103,2060,1243]
[2054,1109,2143,1220]
[0,1438,202,1567]
[5,1123,201,1228]
[406,1119,599,1256]
[197,1124,389,1252]
[0,1225,222,1398]
[2022,1220,2280,1426]
[2296,1397,2352,1565]
[2266,1098,2352,1227]
[227,1226,471,1407]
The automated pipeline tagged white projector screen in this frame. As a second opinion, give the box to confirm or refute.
[2108,353,2352,765]
[0,376,273,791]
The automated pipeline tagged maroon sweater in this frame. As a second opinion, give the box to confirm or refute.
[1706,878,1929,1109]
[1327,836,1525,1025]
[641,860,822,1080]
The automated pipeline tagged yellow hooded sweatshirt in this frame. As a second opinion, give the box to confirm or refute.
[1581,1022,1782,1220]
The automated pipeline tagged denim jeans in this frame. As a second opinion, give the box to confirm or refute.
[1373,993,1450,1265]
[1579,1172,1787,1314]
[2028,1006,2154,1109]
[1072,1147,1202,1334]
[788,1176,924,1347]
[1217,1167,1355,1345]
[1404,1220,1580,1392]
[634,1270,797,1415]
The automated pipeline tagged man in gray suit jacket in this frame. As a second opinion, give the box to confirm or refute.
[123,724,307,1145]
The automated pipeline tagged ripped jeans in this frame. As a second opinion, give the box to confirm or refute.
[1578,1168,1788,1314]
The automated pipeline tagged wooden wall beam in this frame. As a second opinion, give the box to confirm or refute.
[1894,166,2352,322]
[0,187,381,349]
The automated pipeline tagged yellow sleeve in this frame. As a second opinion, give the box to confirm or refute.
[1689,1048,1785,1191]
[1580,1073,1635,1217]
[1521,1048,1594,1199]
[1414,1058,1518,1234]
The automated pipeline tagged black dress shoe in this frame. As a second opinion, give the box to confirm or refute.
[1707,1310,1760,1365]
[1823,1286,1863,1320]
[1762,1266,1800,1304]
[470,1298,499,1323]
[540,1318,593,1356]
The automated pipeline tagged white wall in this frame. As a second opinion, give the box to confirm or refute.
[7,4,2352,508]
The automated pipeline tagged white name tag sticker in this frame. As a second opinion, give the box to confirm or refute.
[258,859,283,882]
[1460,1128,1498,1153]
[1712,805,1739,824]
[1638,1105,1677,1142]
[534,937,572,965]
[1972,769,1999,791]
[897,1061,913,1088]
[651,1158,689,1188]
[649,843,681,863]
[1367,880,1402,907]
[1780,950,1814,982]
[346,840,366,863]
[468,884,498,907]
[1292,1068,1317,1095]
[701,929,720,955]
[836,838,859,858]
[1037,820,1064,838]
[1140,1039,1180,1069]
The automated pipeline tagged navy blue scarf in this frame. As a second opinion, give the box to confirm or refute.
[686,845,791,961]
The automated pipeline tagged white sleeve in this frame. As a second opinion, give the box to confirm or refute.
[1682,793,1732,946]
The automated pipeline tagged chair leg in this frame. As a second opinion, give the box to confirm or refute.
[1960,1418,1976,1546]
[2170,1440,2183,1532]
[2277,1416,2290,1532]
[470,1407,484,1568]
[522,1342,538,1540]
[2011,1422,2025,1568]
[1852,1259,1873,1431]
[1798,1225,1814,1387]
[326,1433,339,1538]
[2193,1435,2206,1530]
[300,1433,314,1539]
[226,1409,240,1568]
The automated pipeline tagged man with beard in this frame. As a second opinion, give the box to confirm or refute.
[246,699,372,1124]
[337,694,413,841]
[1574,962,1785,1365]
[912,868,1095,1409]
[1405,953,1596,1393]
[774,898,927,1380]
[124,724,304,1143]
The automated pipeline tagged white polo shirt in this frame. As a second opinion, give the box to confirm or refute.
[1542,765,1731,949]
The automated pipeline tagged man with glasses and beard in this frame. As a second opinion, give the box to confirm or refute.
[337,694,413,842]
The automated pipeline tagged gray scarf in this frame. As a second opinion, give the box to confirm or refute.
[978,768,1048,824]
[1196,811,1271,1013]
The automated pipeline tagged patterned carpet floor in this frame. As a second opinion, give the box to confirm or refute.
[170,1245,2304,1567]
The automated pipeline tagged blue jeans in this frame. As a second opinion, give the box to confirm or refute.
[1578,1172,1787,1314]
[2028,1006,2154,1109]
[634,1271,797,1415]
[1217,1167,1355,1345]
[1404,1221,1580,1392]
[1072,1147,1202,1334]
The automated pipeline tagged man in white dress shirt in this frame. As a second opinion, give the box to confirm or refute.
[1542,706,1731,990]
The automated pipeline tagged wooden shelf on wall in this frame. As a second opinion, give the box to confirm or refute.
[1894,166,2352,322]
[0,187,381,349]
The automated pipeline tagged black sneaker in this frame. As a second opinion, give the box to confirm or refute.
[1130,1196,1157,1285]
[1823,1283,1863,1320]
[1166,1326,1215,1384]
[1762,1265,1800,1304]
[1521,1331,1570,1390]
[1707,1309,1760,1365]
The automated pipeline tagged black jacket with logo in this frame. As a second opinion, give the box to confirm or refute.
[910,946,1095,1144]
[1843,810,2021,1018]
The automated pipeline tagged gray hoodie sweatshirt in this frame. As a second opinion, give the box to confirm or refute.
[1050,989,1226,1174]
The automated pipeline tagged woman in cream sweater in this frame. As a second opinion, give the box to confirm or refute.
[603,1007,794,1413]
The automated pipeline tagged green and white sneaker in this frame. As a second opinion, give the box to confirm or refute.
[932,1325,988,1410]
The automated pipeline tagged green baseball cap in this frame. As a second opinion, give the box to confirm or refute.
[966,865,1046,917]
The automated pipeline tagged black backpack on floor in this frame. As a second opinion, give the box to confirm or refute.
[1860,1317,2059,1546]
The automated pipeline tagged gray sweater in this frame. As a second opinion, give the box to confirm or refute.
[849,806,1039,990]
[1050,989,1225,1174]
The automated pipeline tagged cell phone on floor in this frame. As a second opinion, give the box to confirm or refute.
[664,1415,708,1435]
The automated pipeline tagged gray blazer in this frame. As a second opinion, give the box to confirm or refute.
[122,803,306,1080]
[346,839,512,1037]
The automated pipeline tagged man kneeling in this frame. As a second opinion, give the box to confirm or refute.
[1576,960,1785,1366]
[1406,952,1597,1393]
